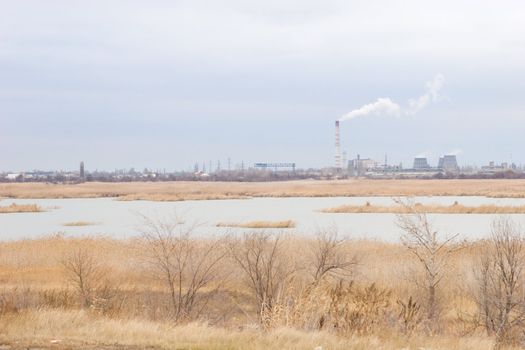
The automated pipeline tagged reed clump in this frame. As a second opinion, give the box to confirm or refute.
[216,220,295,228]
[0,203,42,213]
[62,221,96,227]
[321,202,525,214]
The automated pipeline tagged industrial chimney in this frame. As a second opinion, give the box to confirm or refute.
[335,121,341,169]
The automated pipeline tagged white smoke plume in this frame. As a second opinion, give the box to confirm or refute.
[339,97,401,122]
[406,74,445,116]
[447,148,463,156]
[338,74,445,122]
[415,151,433,158]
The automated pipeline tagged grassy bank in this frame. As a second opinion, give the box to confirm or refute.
[3,179,525,201]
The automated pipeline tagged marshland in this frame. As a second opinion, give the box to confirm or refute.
[3,181,525,349]
[4,0,525,348]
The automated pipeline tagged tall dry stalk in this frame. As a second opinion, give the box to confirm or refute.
[474,217,525,349]
[139,214,227,322]
[395,199,460,327]
[288,280,393,335]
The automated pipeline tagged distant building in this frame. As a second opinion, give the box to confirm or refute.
[413,157,430,170]
[349,155,379,176]
[438,155,459,173]
[481,161,516,173]
[253,163,296,172]
[6,173,21,181]
[80,161,85,179]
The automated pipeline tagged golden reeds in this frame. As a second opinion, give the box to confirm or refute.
[216,220,295,228]
[3,179,525,201]
[0,203,42,213]
[62,221,96,227]
[0,308,495,350]
[321,202,525,214]
[0,235,509,349]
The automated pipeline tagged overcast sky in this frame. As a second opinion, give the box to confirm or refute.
[1,0,524,171]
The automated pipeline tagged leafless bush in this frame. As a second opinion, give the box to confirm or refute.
[62,247,103,308]
[228,231,294,324]
[310,229,356,284]
[474,217,525,349]
[396,198,461,328]
[139,214,227,322]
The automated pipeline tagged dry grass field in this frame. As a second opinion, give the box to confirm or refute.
[0,229,518,350]
[2,179,525,201]
[0,309,498,350]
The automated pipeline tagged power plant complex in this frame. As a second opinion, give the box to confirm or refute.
[334,120,466,177]
[0,120,521,183]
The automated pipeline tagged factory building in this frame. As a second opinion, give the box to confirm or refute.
[349,155,379,176]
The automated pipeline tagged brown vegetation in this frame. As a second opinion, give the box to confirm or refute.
[217,220,295,228]
[396,201,462,329]
[0,309,497,350]
[1,214,525,349]
[0,203,42,213]
[322,202,525,214]
[3,179,525,201]
[62,221,96,227]
[474,218,525,349]
[138,215,228,321]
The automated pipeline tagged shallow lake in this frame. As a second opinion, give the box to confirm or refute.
[2,196,525,242]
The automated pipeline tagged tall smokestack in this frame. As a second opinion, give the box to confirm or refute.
[335,120,341,169]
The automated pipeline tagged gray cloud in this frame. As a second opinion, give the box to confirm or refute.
[1,1,525,170]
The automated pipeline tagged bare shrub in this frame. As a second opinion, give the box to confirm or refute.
[474,217,525,348]
[310,229,356,284]
[139,214,227,322]
[395,199,460,328]
[228,232,294,324]
[62,247,103,308]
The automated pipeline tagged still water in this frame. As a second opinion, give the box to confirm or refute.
[2,196,525,242]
